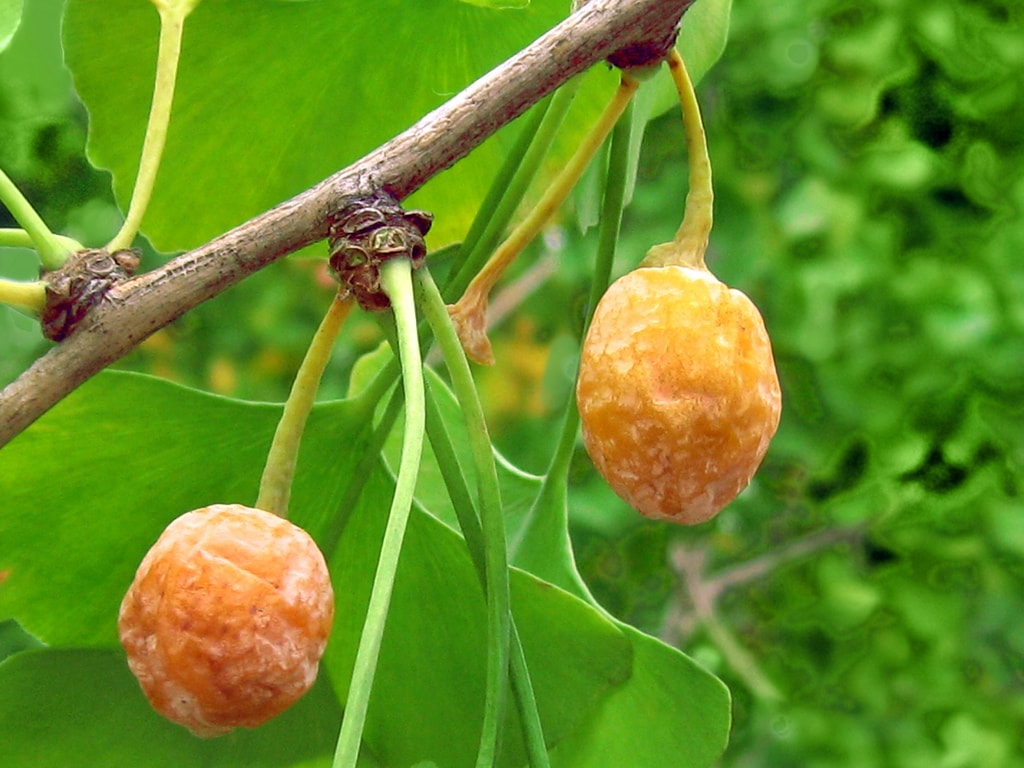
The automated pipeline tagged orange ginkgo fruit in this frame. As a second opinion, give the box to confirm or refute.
[118,503,334,737]
[576,265,781,525]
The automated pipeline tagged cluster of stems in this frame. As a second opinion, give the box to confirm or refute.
[0,0,194,320]
[4,1,714,758]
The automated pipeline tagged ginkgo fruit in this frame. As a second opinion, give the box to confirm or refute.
[118,503,334,737]
[576,264,781,525]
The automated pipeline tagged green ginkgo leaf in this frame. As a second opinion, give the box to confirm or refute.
[0,649,343,768]
[548,626,732,768]
[323,468,633,768]
[0,370,371,648]
[62,0,731,253]
[0,0,21,53]
[0,369,635,766]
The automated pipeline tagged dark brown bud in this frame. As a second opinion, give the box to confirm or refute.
[326,192,433,311]
[40,247,141,341]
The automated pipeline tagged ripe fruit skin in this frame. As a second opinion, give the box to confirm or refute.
[576,265,781,525]
[118,504,334,737]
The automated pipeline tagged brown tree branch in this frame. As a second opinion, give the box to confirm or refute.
[660,525,866,699]
[0,0,694,449]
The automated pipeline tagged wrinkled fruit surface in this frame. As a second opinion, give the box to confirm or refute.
[118,504,335,737]
[577,266,781,525]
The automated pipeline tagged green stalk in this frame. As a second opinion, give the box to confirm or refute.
[0,277,46,315]
[317,316,434,556]
[415,267,512,768]
[508,631,548,768]
[452,92,554,286]
[448,75,638,364]
[511,93,636,599]
[556,89,634,478]
[107,1,197,251]
[319,382,402,557]
[0,228,83,254]
[641,48,713,270]
[256,293,354,518]
[445,78,583,301]
[423,379,550,768]
[423,378,486,560]
[0,170,74,270]
[332,258,424,768]
[587,95,634,323]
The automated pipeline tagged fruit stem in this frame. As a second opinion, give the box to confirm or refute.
[332,258,424,768]
[0,277,47,316]
[447,73,639,365]
[107,1,196,252]
[256,292,354,518]
[0,170,76,270]
[641,47,713,270]
[416,267,513,768]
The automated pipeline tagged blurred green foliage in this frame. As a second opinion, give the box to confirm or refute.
[575,1,1024,766]
[2,0,1023,765]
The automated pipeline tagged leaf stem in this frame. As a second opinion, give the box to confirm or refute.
[586,95,634,321]
[536,91,634,488]
[107,3,193,251]
[508,631,549,768]
[0,277,47,315]
[422,375,550,768]
[423,379,485,558]
[319,381,403,558]
[445,79,581,300]
[509,94,635,598]
[415,267,513,768]
[0,228,83,254]
[447,74,639,364]
[641,48,713,269]
[0,170,75,270]
[256,292,354,517]
[332,258,424,768]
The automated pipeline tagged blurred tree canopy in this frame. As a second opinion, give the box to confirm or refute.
[2,0,1022,766]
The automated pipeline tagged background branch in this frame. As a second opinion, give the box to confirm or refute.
[0,0,694,448]
[660,526,866,700]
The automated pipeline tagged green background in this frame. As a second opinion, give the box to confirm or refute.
[2,0,1024,766]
